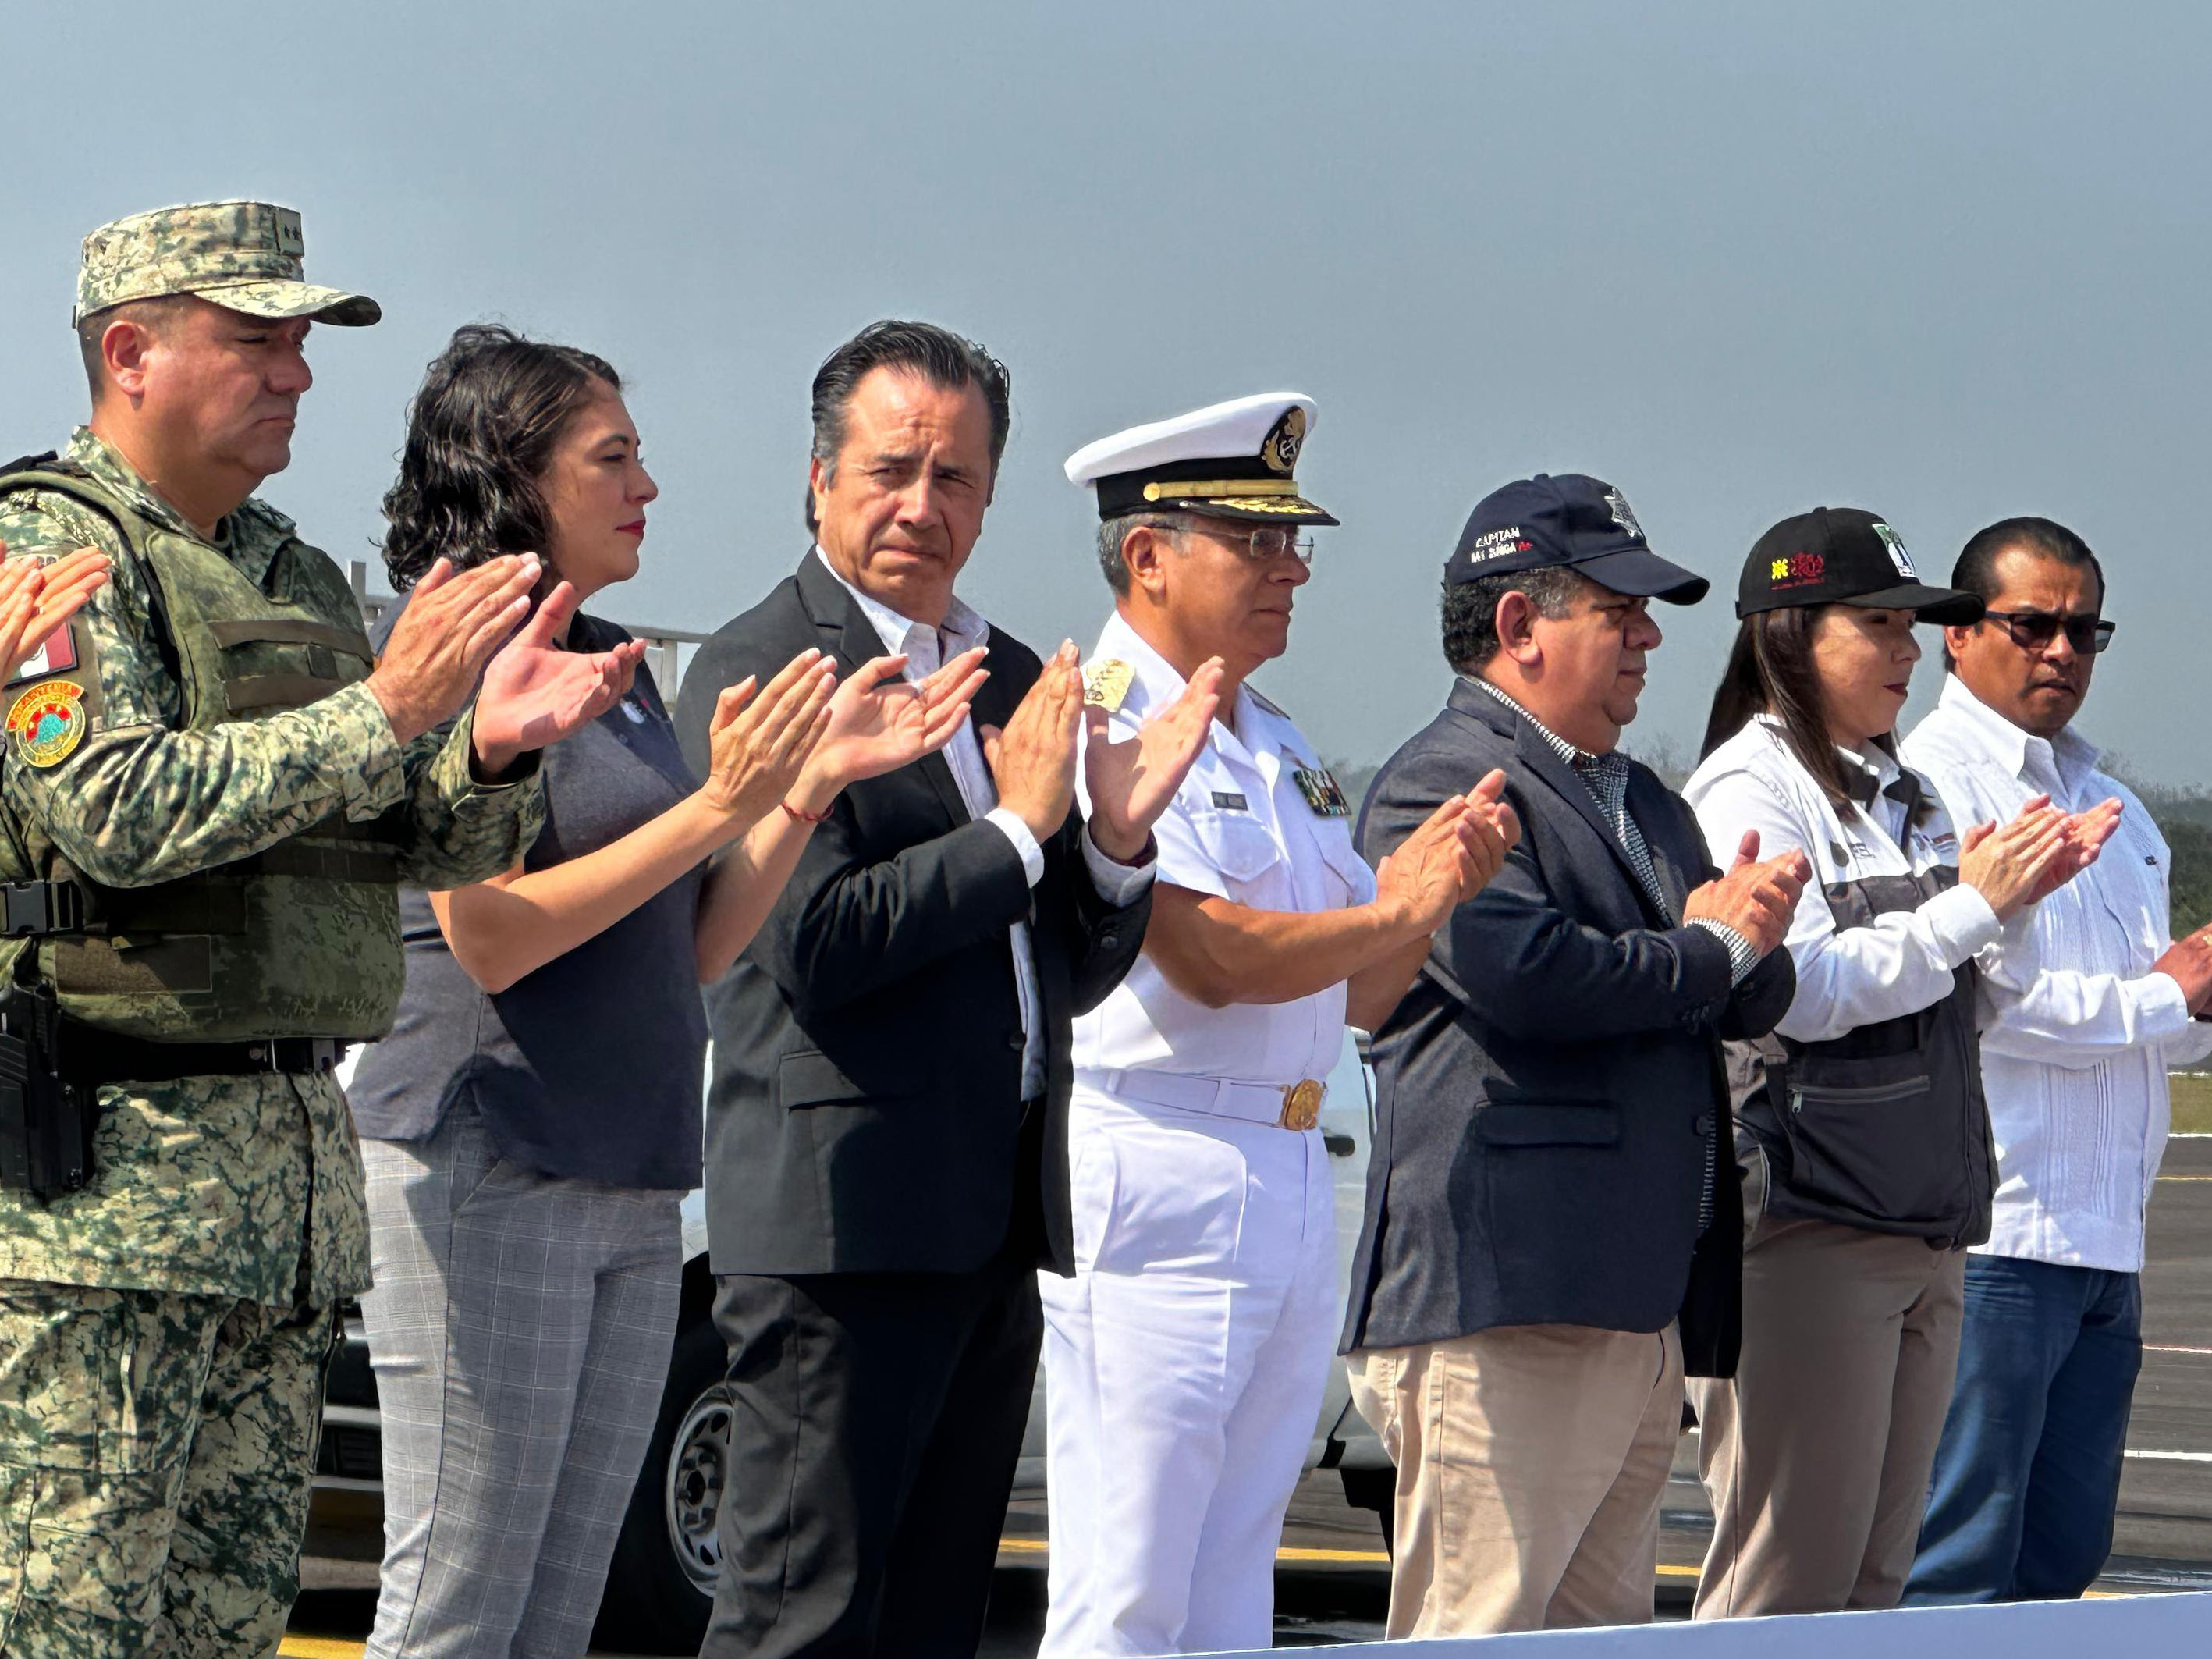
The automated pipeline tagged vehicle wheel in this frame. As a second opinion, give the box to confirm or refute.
[594,1316,729,1654]
[1338,1465,1396,1558]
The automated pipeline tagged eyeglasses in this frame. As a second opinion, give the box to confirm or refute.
[1178,524,1315,565]
[1978,609,2117,655]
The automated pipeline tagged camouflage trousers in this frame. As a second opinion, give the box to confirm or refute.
[0,1282,336,1657]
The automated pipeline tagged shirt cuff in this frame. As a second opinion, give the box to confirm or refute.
[1687,917,1760,986]
[1081,826,1157,907]
[984,806,1046,887]
[1927,880,2005,966]
[2136,969,2197,1043]
[439,707,542,794]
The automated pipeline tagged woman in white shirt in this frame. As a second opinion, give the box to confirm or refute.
[1681,507,2109,1620]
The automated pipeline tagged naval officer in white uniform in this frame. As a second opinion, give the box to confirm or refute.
[1039,393,1520,1656]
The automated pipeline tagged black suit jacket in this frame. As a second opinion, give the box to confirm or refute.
[1339,679,1795,1377]
[674,553,1151,1279]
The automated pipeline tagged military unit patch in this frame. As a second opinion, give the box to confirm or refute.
[1083,658,1134,713]
[6,679,87,768]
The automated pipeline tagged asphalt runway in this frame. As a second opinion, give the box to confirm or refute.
[282,1131,2212,1655]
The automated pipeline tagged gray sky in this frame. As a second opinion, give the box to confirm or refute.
[12,2,2208,784]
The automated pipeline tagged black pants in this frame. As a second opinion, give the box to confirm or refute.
[702,1253,1044,1658]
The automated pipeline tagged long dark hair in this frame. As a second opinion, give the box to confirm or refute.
[381,324,621,590]
[1701,606,1861,811]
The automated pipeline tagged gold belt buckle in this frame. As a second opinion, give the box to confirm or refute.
[1280,1078,1324,1131]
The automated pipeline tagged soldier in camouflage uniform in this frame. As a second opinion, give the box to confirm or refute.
[0,201,639,1658]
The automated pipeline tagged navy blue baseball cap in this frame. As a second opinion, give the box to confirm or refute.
[1446,473,1710,604]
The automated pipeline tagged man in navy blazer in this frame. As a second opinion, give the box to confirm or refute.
[1342,474,1810,1639]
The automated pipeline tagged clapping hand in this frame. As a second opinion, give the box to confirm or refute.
[1377,794,1482,934]
[700,648,840,823]
[1457,769,1521,899]
[1375,769,1522,933]
[1958,796,2079,921]
[795,647,990,805]
[0,544,108,680]
[367,554,542,745]
[2021,795,2124,904]
[1083,656,1225,863]
[1684,829,1813,957]
[471,579,646,774]
[982,641,1084,845]
[2155,922,2212,1016]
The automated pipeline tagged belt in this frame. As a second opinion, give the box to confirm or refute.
[1074,1068,1326,1131]
[62,1032,346,1086]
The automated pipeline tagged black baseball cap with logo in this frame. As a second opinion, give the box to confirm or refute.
[1446,473,1710,603]
[1738,507,1984,623]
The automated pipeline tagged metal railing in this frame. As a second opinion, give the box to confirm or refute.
[346,561,710,695]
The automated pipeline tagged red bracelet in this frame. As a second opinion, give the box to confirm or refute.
[780,798,829,824]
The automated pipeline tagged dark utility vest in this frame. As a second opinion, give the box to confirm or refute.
[0,459,407,1043]
[1734,861,1996,1249]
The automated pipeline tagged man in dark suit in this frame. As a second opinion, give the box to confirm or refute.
[674,321,1213,1658]
[1340,474,1811,1639]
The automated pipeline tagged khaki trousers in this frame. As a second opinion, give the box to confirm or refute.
[1348,1323,1683,1638]
[1691,1213,1966,1619]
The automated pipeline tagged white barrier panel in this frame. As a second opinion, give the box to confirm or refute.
[1195,1591,2212,1656]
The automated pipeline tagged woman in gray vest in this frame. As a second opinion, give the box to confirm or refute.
[1681,508,2111,1620]
[346,325,984,1659]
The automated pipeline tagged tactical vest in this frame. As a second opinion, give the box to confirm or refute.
[1731,863,1995,1247]
[0,458,407,1043]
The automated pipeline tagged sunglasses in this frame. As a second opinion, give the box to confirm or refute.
[1978,609,2116,655]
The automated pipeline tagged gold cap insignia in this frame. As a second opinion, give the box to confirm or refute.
[1083,658,1135,713]
[1261,406,1306,476]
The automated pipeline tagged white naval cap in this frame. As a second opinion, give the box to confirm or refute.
[1063,392,1338,525]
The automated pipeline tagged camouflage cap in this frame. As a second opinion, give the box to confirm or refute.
[73,200,381,329]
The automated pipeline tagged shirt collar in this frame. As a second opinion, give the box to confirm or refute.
[811,544,988,657]
[1749,712,1914,815]
[1469,675,1611,768]
[67,425,231,549]
[1935,672,2104,786]
[1092,609,1266,741]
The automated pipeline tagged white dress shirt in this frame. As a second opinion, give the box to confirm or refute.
[813,548,1152,1099]
[1903,674,2212,1271]
[1685,716,2002,1046]
[1070,612,1376,1085]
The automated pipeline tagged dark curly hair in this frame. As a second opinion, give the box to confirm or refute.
[381,324,621,590]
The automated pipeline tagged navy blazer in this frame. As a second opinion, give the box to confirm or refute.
[1340,678,1795,1377]
[673,553,1151,1278]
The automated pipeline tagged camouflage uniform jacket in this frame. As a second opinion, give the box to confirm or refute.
[0,428,545,1306]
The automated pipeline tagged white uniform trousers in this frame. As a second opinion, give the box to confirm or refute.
[1038,1083,1340,1657]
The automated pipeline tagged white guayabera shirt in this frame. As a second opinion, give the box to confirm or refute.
[1903,674,2212,1273]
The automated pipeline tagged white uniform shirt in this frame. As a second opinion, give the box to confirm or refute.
[813,549,1153,1099]
[1685,716,2003,1045]
[1071,612,1378,1085]
[1902,674,2212,1272]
